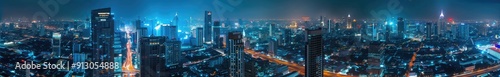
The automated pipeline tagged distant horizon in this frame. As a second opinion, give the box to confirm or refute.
[2,0,500,21]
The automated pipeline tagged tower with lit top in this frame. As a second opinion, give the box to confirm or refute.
[437,10,445,38]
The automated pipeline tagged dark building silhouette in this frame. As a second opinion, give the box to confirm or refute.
[140,36,167,77]
[305,27,323,77]
[204,11,212,43]
[90,8,115,76]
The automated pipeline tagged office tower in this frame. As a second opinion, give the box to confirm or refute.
[164,26,178,40]
[458,23,470,40]
[113,31,124,72]
[268,38,277,57]
[136,20,147,53]
[213,21,222,48]
[52,32,61,57]
[227,31,244,77]
[90,8,115,76]
[139,36,166,77]
[305,27,323,77]
[39,24,46,36]
[283,29,292,46]
[320,16,325,27]
[204,11,213,43]
[369,24,378,41]
[82,19,90,38]
[425,23,433,40]
[269,23,276,36]
[327,19,332,33]
[173,13,179,26]
[437,10,445,37]
[166,40,181,66]
[397,17,405,38]
[346,14,352,29]
[196,27,204,46]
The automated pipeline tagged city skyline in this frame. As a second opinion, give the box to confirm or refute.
[1,0,500,77]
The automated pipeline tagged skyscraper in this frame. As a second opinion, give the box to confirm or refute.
[458,23,470,40]
[305,27,323,77]
[164,25,178,40]
[39,24,46,36]
[425,23,434,40]
[437,10,445,38]
[327,19,333,33]
[196,27,204,46]
[346,14,352,29]
[268,38,277,57]
[139,36,166,77]
[397,17,405,38]
[136,20,147,53]
[213,21,222,48]
[52,32,61,57]
[269,23,276,36]
[90,8,115,76]
[204,11,213,43]
[172,12,179,26]
[166,40,181,66]
[227,31,244,77]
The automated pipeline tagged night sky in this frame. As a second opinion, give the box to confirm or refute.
[1,0,500,20]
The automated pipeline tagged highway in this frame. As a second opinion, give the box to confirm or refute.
[244,49,351,77]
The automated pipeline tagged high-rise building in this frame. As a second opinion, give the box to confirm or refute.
[90,8,115,76]
[458,23,470,40]
[327,19,333,33]
[437,10,445,38]
[139,36,166,77]
[213,21,222,48]
[227,31,244,77]
[166,40,181,66]
[305,27,323,77]
[397,17,405,38]
[425,23,434,40]
[268,38,277,57]
[204,11,213,43]
[346,14,352,29]
[52,32,61,57]
[136,20,148,53]
[173,13,179,26]
[269,23,276,36]
[164,26,178,40]
[39,24,46,36]
[196,27,204,46]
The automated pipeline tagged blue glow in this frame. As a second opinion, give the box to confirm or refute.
[154,25,161,30]
[389,22,394,25]
[183,35,188,39]
[178,30,182,32]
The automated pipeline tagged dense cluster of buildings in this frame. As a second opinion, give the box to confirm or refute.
[1,7,500,77]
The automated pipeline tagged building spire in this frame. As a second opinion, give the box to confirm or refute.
[440,10,444,17]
